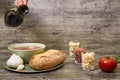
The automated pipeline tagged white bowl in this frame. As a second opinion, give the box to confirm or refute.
[8,43,46,63]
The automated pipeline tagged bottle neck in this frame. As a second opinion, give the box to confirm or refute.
[18,5,29,16]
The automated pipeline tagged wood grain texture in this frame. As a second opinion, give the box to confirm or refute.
[0,0,120,79]
[0,52,120,80]
[0,0,120,54]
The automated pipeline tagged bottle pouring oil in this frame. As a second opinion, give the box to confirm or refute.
[4,5,29,27]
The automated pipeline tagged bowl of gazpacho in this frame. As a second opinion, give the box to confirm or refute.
[8,43,46,63]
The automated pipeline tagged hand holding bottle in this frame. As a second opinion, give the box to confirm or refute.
[4,0,29,27]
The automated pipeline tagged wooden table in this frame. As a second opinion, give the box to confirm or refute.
[0,52,120,80]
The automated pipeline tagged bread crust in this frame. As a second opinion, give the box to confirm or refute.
[29,49,66,70]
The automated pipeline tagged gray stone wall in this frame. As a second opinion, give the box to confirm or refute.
[0,0,120,54]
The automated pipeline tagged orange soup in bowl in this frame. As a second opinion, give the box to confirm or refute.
[13,46,41,50]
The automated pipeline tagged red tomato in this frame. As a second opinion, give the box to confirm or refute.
[98,56,117,72]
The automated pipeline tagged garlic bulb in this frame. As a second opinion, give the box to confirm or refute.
[7,54,24,68]
[16,65,25,71]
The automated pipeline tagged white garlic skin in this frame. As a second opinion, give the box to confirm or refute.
[16,65,25,71]
[7,54,24,68]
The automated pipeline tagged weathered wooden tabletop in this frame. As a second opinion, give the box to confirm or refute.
[0,52,120,80]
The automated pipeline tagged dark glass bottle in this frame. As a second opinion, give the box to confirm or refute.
[4,5,29,27]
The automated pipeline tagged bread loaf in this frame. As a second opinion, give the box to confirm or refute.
[29,49,66,70]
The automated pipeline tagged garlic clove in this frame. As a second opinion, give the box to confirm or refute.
[16,64,25,71]
[7,54,24,68]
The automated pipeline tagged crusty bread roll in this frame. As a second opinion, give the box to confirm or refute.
[29,49,66,70]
